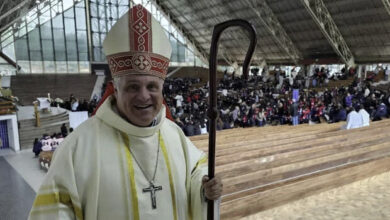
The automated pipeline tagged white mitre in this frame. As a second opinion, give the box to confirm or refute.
[103,4,172,79]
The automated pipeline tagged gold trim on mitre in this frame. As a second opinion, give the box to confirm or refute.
[107,51,170,79]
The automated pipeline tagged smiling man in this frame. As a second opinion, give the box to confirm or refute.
[29,4,222,220]
[114,75,164,127]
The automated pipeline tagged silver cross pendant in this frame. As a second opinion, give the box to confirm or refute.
[143,181,162,209]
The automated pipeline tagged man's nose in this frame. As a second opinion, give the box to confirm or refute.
[138,87,151,101]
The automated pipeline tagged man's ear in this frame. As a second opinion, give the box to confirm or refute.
[113,80,119,97]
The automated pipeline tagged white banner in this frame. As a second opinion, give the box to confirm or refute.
[69,111,89,129]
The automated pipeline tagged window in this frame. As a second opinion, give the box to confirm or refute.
[2,43,16,61]
[40,22,53,40]
[76,7,86,30]
[39,7,51,24]
[18,61,31,73]
[42,40,54,60]
[56,61,68,73]
[64,6,74,18]
[63,0,75,11]
[66,40,78,61]
[28,29,41,51]
[44,61,56,73]
[15,38,29,60]
[77,31,88,53]
[31,61,43,73]
[52,14,64,28]
[64,18,76,40]
[67,61,79,73]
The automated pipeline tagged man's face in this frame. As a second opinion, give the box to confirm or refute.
[114,74,164,127]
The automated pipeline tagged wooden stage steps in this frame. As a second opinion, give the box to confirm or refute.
[189,120,390,219]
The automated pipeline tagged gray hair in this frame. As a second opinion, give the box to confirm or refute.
[113,77,121,88]
[112,75,164,89]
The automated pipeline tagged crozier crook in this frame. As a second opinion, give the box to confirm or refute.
[207,19,257,220]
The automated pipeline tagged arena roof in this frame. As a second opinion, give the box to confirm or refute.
[0,0,38,33]
[2,0,390,66]
[155,0,390,65]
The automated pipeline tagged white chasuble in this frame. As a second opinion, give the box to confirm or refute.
[29,96,208,220]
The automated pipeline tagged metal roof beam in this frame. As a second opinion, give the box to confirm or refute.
[382,0,390,19]
[219,1,264,63]
[185,1,227,14]
[245,0,302,64]
[0,0,31,22]
[153,0,210,65]
[156,0,243,65]
[300,0,355,66]
[0,1,7,16]
[0,7,29,34]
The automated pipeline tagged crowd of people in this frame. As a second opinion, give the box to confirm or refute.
[32,123,72,156]
[163,67,390,136]
[33,67,390,140]
[50,94,98,114]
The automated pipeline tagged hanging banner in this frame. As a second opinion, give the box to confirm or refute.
[293,89,299,101]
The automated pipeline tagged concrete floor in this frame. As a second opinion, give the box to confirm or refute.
[4,150,47,192]
[0,157,36,220]
[0,149,46,219]
[0,105,68,219]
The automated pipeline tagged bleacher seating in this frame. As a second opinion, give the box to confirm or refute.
[11,74,97,105]
[190,120,390,219]
[311,77,355,92]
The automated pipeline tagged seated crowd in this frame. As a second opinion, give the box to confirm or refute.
[163,68,390,136]
[32,123,73,157]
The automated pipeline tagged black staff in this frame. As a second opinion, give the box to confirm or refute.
[207,19,257,220]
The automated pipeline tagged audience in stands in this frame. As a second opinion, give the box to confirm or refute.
[34,66,390,140]
[162,68,389,136]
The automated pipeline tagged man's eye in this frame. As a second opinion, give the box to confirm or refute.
[127,85,139,91]
[148,84,159,91]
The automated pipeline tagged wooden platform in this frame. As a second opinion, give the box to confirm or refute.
[189,120,390,219]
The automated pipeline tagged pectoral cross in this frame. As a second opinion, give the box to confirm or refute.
[143,181,162,209]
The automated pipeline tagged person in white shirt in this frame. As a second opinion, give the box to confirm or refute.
[341,107,363,130]
[71,99,79,111]
[364,87,370,97]
[358,106,370,127]
[174,93,183,108]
